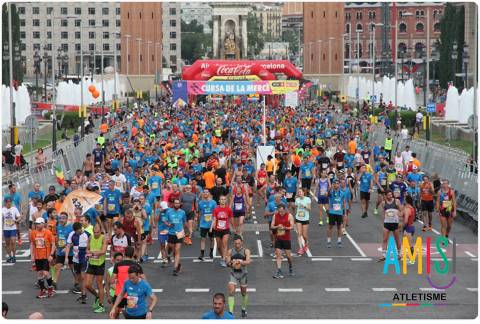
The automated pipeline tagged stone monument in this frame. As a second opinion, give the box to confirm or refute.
[210,3,251,59]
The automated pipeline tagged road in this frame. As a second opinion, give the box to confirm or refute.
[2,190,477,319]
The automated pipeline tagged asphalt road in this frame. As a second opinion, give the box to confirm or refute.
[2,189,478,319]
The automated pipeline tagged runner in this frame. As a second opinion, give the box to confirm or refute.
[180,184,197,245]
[102,180,122,238]
[30,217,56,298]
[211,195,233,267]
[403,195,416,257]
[85,224,108,313]
[315,170,330,225]
[121,209,143,260]
[155,201,171,266]
[164,198,187,275]
[2,197,21,263]
[110,221,134,257]
[299,155,315,191]
[378,190,404,262]
[230,185,248,235]
[436,180,456,238]
[294,188,311,255]
[339,178,352,234]
[202,293,235,319]
[271,203,295,278]
[357,165,373,218]
[420,175,435,231]
[225,234,252,318]
[105,252,123,309]
[256,163,268,202]
[54,212,74,290]
[326,180,346,248]
[283,171,298,214]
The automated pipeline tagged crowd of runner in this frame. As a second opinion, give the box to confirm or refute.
[2,97,457,319]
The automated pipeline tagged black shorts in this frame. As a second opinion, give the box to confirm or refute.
[200,228,213,238]
[233,212,245,218]
[86,263,105,276]
[124,313,147,319]
[112,295,127,309]
[106,213,119,220]
[328,213,343,225]
[85,170,92,177]
[421,200,434,212]
[55,255,73,265]
[267,171,273,178]
[167,234,183,244]
[439,210,452,218]
[73,261,88,274]
[35,259,50,272]
[301,178,312,190]
[384,223,399,231]
[100,214,107,222]
[295,219,310,225]
[141,232,149,241]
[185,211,195,221]
[360,191,370,201]
[286,193,296,203]
[213,229,230,238]
[274,239,291,250]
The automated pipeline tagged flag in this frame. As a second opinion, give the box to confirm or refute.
[59,189,103,223]
[55,163,65,186]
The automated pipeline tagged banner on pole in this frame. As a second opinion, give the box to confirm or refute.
[59,189,103,223]
[172,81,188,107]
[185,80,298,95]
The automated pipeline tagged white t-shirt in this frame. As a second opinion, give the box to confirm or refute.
[111,173,127,192]
[401,128,409,140]
[3,206,20,230]
[29,203,38,222]
[416,112,423,123]
[401,150,412,164]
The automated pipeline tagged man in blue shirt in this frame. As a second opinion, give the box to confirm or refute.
[299,156,315,191]
[283,171,298,211]
[164,199,186,276]
[198,190,217,261]
[202,293,235,319]
[109,265,157,319]
[28,183,45,202]
[54,212,73,289]
[327,180,346,248]
[357,165,373,218]
[102,181,122,237]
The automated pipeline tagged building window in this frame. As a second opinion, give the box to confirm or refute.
[89,44,95,51]
[356,23,363,32]
[170,43,176,51]
[75,44,81,51]
[75,19,81,27]
[32,19,40,27]
[170,31,176,39]
[345,12,351,20]
[323,11,325,18]
[345,23,350,34]
[335,11,338,18]
[75,7,82,15]
[89,20,96,26]
[434,22,440,32]
[102,8,109,15]
[88,8,95,15]
[416,23,424,32]
[62,44,68,51]
[323,53,326,61]
[127,12,130,19]
[152,12,154,19]
[116,20,121,27]
[47,31,52,39]
[20,31,25,39]
[311,11,313,19]
[415,42,424,58]
[61,19,68,27]
[335,53,338,60]
[33,31,40,39]
[170,55,177,64]
[399,23,407,33]
[103,32,109,39]
[102,19,109,27]
[416,10,425,18]
[89,32,95,39]
[61,32,68,39]
[128,54,130,62]
[103,44,110,51]
[47,7,53,15]
[20,19,25,26]
[20,43,26,51]
[152,54,154,62]
[345,44,350,59]
[61,7,68,15]
[75,31,81,39]
[45,44,52,51]
[139,11,142,19]
[356,11,362,20]
[18,7,25,14]
[116,43,121,51]
[140,55,143,62]
[116,7,121,15]
[33,44,41,51]
[398,42,407,55]
[169,8,176,15]
[170,19,176,27]
[32,7,40,14]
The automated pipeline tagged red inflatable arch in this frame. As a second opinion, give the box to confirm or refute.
[182,60,303,81]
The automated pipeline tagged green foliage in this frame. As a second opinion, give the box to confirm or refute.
[44,111,83,129]
[282,30,299,55]
[2,3,23,86]
[247,13,265,57]
[181,20,212,65]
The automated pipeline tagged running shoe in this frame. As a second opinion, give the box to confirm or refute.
[297,248,304,255]
[36,289,48,299]
[72,287,82,294]
[337,241,343,248]
[172,270,178,276]
[318,220,324,226]
[161,259,168,268]
[374,208,378,215]
[219,260,227,268]
[11,256,16,263]
[428,226,433,231]
[5,256,12,263]
[361,213,368,218]
[241,310,247,318]
[47,287,55,298]
[92,297,100,309]
[184,236,193,245]
[289,268,295,277]
[377,256,386,262]
[273,270,285,279]
[77,295,87,304]
[198,255,204,261]
[326,241,332,248]
[93,305,106,313]
[342,228,347,236]
[422,226,427,232]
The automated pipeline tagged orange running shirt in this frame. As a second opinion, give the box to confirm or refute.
[203,171,216,189]
[30,229,54,260]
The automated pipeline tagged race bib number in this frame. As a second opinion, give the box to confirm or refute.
[381,179,387,186]
[286,192,293,199]
[35,237,45,248]
[233,260,242,270]
[159,229,168,235]
[364,154,369,159]
[235,203,243,211]
[204,213,212,222]
[322,163,328,169]
[73,246,79,258]
[333,204,341,211]
[337,161,343,167]
[277,228,286,236]
[176,230,185,239]
[297,211,305,219]
[58,239,66,248]
[90,253,99,260]
[320,189,327,196]
[108,204,116,212]
[95,204,103,211]
[151,182,159,189]
[4,219,15,227]
[116,181,122,188]
[217,220,227,230]
[442,200,452,209]
[393,189,400,197]
[305,169,311,177]
[126,296,138,309]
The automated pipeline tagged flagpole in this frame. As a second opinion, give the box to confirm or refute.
[263,95,266,145]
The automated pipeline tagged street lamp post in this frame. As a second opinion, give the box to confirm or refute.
[463,44,469,89]
[43,47,48,103]
[371,23,383,110]
[328,37,334,104]
[101,33,105,117]
[356,30,361,110]
[33,50,41,101]
[125,34,131,109]
[8,3,15,146]
[136,37,142,103]
[317,40,322,76]
[112,32,119,110]
[451,41,458,87]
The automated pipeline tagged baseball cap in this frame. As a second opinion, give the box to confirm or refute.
[49,185,56,190]
[35,218,45,224]
[4,197,12,202]
[160,201,169,210]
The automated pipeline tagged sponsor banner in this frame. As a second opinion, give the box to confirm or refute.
[186,81,298,95]
[59,189,102,223]
[172,81,188,107]
[209,75,261,81]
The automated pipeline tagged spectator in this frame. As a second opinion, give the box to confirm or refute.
[2,144,15,174]
[35,148,46,170]
[14,141,23,170]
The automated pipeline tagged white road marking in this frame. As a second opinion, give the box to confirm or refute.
[464,251,476,258]
[271,258,288,261]
[235,288,256,292]
[431,258,453,261]
[2,263,14,266]
[15,249,30,257]
[311,258,332,261]
[213,239,218,258]
[185,288,210,292]
[252,211,256,214]
[278,288,303,292]
[255,231,260,235]
[325,288,351,292]
[152,289,163,293]
[257,240,263,257]
[55,290,69,294]
[471,258,478,262]
[252,216,257,220]
[2,291,22,294]
[351,258,372,261]
[419,287,445,292]
[193,259,213,263]
[344,231,367,257]
[431,228,441,235]
[372,288,397,292]
[2,259,30,263]
[466,288,478,292]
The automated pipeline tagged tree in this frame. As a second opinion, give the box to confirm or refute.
[2,3,23,86]
[282,30,299,56]
[181,19,212,64]
[247,13,265,57]
[438,3,465,89]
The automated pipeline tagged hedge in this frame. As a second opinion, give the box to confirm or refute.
[44,111,83,129]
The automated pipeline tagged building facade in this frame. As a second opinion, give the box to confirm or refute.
[180,2,212,34]
[17,2,121,79]
[162,2,181,73]
[303,2,345,76]
[119,2,162,76]
[252,3,283,40]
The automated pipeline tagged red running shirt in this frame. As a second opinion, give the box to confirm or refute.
[213,206,233,231]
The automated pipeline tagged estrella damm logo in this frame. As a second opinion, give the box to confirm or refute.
[383,236,457,289]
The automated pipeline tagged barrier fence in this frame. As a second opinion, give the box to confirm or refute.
[369,127,478,220]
